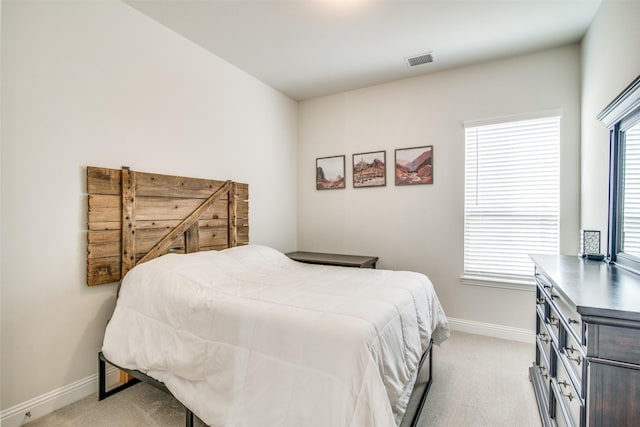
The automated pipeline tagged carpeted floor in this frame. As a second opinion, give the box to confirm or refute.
[25,331,541,427]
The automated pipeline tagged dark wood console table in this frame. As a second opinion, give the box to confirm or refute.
[286,251,378,269]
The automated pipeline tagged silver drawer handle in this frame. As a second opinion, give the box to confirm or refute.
[561,347,582,365]
[561,390,576,402]
[568,318,579,325]
[537,297,546,304]
[539,366,548,379]
[558,380,570,388]
[548,316,559,327]
[550,293,560,300]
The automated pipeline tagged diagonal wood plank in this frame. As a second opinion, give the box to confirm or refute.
[137,181,231,265]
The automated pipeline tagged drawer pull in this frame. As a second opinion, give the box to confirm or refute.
[560,390,576,402]
[548,316,559,327]
[537,298,546,304]
[569,355,582,365]
[562,346,583,365]
[539,366,548,379]
[558,380,570,388]
[568,354,582,366]
[539,332,550,344]
[550,293,560,300]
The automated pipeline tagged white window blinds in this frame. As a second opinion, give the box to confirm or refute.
[464,115,560,282]
[621,124,640,256]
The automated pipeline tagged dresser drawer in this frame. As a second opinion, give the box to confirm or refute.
[551,378,583,427]
[559,330,586,397]
[556,353,584,419]
[545,300,562,343]
[536,309,553,359]
[550,289,583,344]
[537,356,551,403]
[535,271,554,292]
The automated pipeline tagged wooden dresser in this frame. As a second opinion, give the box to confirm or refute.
[530,255,640,427]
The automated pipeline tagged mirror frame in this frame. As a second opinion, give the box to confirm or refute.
[598,75,640,271]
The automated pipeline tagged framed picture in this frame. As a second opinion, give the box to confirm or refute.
[353,151,386,188]
[316,155,346,190]
[395,145,433,185]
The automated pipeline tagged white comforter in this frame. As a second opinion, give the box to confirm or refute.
[102,245,449,427]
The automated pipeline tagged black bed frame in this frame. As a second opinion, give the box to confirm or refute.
[98,340,433,427]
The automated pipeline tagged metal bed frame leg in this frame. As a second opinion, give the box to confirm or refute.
[98,352,140,401]
[186,408,194,427]
[99,352,195,426]
[405,340,434,427]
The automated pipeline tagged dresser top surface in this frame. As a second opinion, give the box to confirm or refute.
[530,254,640,322]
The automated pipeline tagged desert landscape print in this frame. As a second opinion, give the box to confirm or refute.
[353,151,386,188]
[316,155,346,190]
[395,146,433,185]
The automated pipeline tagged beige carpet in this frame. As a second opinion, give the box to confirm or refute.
[25,331,541,427]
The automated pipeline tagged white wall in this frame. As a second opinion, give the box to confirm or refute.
[0,0,3,415]
[581,0,640,238]
[1,0,297,415]
[298,45,581,332]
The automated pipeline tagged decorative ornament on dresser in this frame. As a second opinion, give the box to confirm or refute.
[579,229,600,257]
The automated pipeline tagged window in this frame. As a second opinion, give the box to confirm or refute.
[463,114,560,287]
[599,75,640,272]
[620,121,640,256]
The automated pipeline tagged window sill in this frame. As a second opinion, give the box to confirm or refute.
[461,274,535,292]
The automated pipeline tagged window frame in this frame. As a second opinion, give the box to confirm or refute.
[462,112,561,289]
[599,75,640,273]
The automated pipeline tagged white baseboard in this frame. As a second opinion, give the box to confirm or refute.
[0,366,119,427]
[447,317,535,344]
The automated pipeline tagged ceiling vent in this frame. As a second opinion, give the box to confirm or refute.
[405,52,434,68]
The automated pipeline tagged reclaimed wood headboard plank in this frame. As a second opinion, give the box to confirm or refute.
[86,166,249,286]
[137,181,231,265]
[121,168,136,281]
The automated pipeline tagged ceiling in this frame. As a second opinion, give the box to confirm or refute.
[125,0,602,101]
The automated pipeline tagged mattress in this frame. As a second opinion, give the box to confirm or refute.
[102,245,449,426]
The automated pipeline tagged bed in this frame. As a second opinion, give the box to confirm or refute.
[88,167,449,427]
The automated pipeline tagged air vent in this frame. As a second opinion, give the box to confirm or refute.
[405,52,434,68]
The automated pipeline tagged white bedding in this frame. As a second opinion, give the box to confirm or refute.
[102,245,449,427]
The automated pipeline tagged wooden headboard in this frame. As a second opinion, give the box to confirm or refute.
[87,166,249,286]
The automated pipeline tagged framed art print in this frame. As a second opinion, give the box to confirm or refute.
[395,145,433,185]
[316,155,346,190]
[353,151,386,188]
